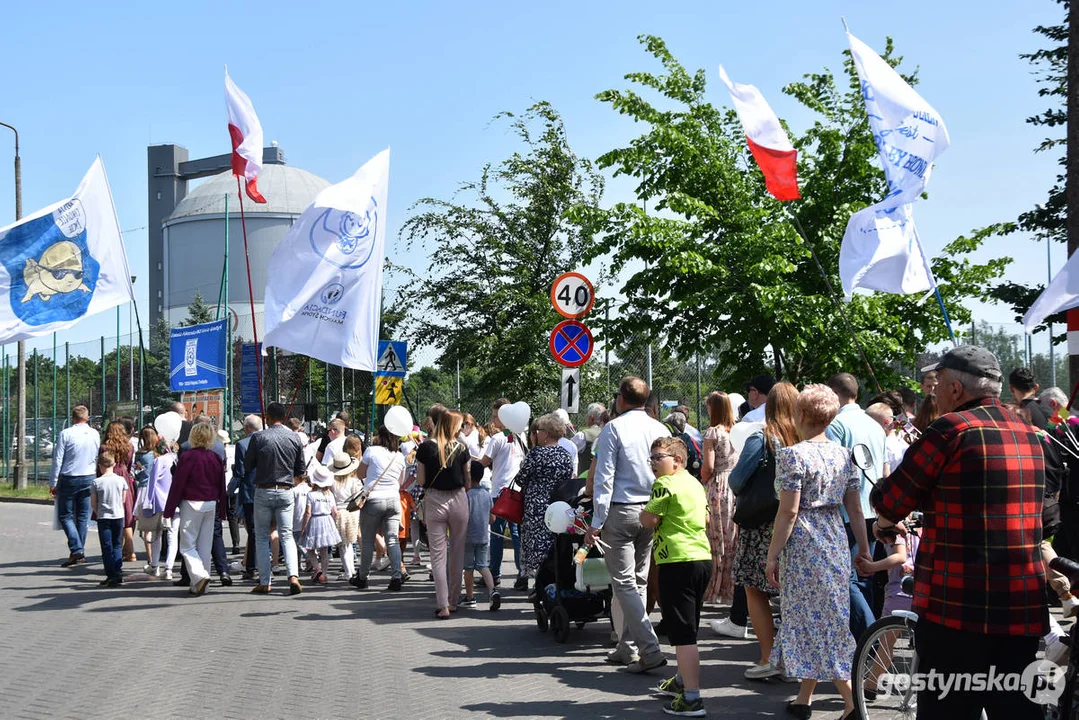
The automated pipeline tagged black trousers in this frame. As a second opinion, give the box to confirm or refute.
[913,619,1043,719]
[243,503,255,570]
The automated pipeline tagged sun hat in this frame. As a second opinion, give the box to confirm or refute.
[330,453,361,477]
[309,463,335,488]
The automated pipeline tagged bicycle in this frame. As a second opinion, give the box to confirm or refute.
[852,603,919,719]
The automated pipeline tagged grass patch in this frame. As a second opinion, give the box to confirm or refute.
[0,484,52,500]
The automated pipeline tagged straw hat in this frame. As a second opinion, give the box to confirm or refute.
[309,463,335,488]
[330,453,360,477]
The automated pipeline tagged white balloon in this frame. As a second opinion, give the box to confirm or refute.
[730,421,765,453]
[544,501,575,534]
[727,393,746,420]
[154,411,184,444]
[384,406,414,437]
[498,401,531,435]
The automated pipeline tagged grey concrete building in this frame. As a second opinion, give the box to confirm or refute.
[146,144,329,337]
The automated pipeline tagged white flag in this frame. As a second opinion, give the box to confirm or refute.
[840,30,950,299]
[1023,251,1079,333]
[0,158,134,344]
[263,149,389,370]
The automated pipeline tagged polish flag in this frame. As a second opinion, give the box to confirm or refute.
[225,70,267,204]
[718,66,800,201]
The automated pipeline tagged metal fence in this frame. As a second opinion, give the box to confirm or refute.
[1,308,1064,486]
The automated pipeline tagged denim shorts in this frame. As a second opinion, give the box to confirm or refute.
[464,541,490,571]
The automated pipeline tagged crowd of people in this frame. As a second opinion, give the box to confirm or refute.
[48,343,1073,718]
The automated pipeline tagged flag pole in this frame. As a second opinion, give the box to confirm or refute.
[912,234,959,346]
[236,176,266,421]
[783,206,884,394]
[224,192,232,436]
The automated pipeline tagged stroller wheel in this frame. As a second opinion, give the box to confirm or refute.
[576,621,587,629]
[535,606,549,632]
[551,605,571,644]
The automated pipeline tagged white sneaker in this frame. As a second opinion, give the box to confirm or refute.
[153,566,163,578]
[142,564,154,574]
[710,618,748,639]
[336,572,350,581]
[164,570,173,581]
[1064,596,1079,618]
[229,560,244,573]
[605,647,640,665]
[1047,638,1071,666]
[376,557,391,571]
[744,661,782,680]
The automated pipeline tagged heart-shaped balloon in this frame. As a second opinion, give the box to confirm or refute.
[727,393,746,420]
[544,500,575,534]
[384,405,414,438]
[730,420,765,453]
[154,411,184,444]
[498,401,531,435]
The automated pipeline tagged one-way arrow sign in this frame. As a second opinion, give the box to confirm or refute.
[561,368,580,414]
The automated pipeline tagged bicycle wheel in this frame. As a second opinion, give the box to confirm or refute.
[853,614,918,719]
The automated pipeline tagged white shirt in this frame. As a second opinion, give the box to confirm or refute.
[684,424,704,445]
[322,436,346,467]
[592,408,670,528]
[361,446,405,500]
[458,429,483,459]
[483,431,524,496]
[741,404,766,423]
[885,433,908,473]
[557,437,579,478]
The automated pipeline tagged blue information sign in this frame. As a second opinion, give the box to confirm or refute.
[375,340,407,377]
[169,320,228,391]
[240,343,262,413]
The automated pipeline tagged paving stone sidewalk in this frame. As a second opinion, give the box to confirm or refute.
[0,502,850,719]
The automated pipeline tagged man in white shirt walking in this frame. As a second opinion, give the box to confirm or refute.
[482,398,527,589]
[587,377,670,673]
[51,406,101,567]
[740,375,774,423]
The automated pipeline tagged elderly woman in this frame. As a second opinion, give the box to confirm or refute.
[518,413,574,584]
[765,384,871,720]
[164,423,228,597]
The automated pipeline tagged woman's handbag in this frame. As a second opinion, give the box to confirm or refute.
[492,476,524,524]
[732,441,779,529]
[345,458,399,512]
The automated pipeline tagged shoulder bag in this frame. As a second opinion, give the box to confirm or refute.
[345,456,398,513]
[732,440,779,529]
[492,435,528,523]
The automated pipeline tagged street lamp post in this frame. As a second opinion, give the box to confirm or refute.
[0,121,26,489]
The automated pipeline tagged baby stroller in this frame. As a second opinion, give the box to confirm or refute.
[532,477,613,644]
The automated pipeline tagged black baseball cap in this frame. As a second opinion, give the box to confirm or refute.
[744,374,776,395]
[920,345,1002,381]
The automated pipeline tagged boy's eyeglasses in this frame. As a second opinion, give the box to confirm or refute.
[649,453,672,463]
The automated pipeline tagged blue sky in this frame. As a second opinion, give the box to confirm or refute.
[0,0,1065,359]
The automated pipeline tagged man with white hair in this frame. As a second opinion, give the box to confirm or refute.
[232,414,264,581]
[865,402,907,473]
[572,402,606,471]
[871,345,1047,718]
[1040,386,1069,420]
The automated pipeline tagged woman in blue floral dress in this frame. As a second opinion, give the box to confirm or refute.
[765,384,871,720]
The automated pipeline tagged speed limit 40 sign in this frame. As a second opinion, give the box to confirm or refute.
[550,272,595,319]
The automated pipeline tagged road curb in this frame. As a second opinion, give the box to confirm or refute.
[0,496,51,506]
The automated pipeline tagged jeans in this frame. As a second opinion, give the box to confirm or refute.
[914,620,1042,719]
[178,500,217,588]
[57,474,95,555]
[97,517,124,581]
[601,503,661,659]
[489,516,521,580]
[846,520,877,641]
[358,496,402,581]
[254,488,297,585]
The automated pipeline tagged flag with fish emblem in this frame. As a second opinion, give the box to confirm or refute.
[0,157,134,344]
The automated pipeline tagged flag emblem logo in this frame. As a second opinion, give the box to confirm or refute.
[320,283,344,305]
[309,198,379,270]
[2,199,100,326]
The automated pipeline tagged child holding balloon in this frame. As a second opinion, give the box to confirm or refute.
[462,460,500,611]
[639,437,712,718]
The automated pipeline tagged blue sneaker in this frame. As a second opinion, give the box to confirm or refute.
[662,693,705,717]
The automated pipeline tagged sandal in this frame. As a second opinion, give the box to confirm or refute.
[435,609,450,619]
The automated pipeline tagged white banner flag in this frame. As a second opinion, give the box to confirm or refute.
[263,149,389,370]
[0,158,134,344]
[1023,250,1079,333]
[840,30,951,299]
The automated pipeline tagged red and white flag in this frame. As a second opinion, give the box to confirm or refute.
[718,66,800,201]
[224,69,267,204]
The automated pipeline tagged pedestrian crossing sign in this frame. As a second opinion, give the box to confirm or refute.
[376,340,407,377]
[375,376,403,406]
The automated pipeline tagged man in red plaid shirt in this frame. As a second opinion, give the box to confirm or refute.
[870,345,1048,719]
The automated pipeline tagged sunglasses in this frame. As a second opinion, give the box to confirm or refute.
[49,268,83,281]
[649,453,672,463]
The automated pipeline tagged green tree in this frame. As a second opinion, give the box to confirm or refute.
[573,35,1007,388]
[396,102,604,402]
[180,290,215,327]
[983,1,1067,334]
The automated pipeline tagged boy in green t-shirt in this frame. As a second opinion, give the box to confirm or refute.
[640,437,712,718]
